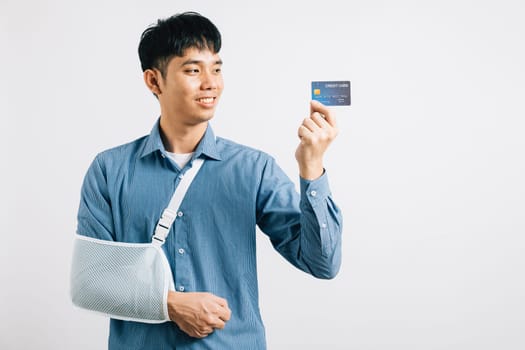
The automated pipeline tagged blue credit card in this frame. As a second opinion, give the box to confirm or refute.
[311,81,351,106]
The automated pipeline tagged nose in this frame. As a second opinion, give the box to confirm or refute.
[200,70,220,90]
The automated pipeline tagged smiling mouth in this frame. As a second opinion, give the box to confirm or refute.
[197,97,215,104]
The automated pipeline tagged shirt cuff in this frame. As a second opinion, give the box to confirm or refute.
[299,169,331,208]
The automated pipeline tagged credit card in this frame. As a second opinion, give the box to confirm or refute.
[311,81,351,106]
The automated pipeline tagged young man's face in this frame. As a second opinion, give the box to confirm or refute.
[157,47,224,125]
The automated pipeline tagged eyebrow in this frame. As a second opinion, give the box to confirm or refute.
[181,59,223,67]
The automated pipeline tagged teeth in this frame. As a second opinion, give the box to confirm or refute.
[198,97,214,103]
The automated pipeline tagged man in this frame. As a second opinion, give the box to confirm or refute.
[76,11,342,349]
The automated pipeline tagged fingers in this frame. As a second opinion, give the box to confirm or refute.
[193,328,213,339]
[212,296,231,322]
[208,301,230,324]
[297,125,309,139]
[213,318,226,330]
[215,296,228,307]
[217,308,231,322]
[306,114,322,130]
[310,100,337,128]
[202,311,226,330]
[187,315,223,338]
[298,113,332,141]
[310,99,329,117]
[218,305,231,322]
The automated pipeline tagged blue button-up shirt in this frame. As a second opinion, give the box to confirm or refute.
[76,119,343,350]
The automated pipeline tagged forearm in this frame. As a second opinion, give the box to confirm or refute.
[269,172,343,279]
[70,236,171,322]
[299,216,342,278]
[297,173,342,278]
[257,154,343,279]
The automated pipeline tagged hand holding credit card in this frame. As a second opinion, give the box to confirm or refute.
[295,98,339,180]
[311,81,351,106]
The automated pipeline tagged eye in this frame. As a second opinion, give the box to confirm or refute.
[185,68,200,74]
[215,68,222,73]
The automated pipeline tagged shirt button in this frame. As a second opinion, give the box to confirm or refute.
[310,190,317,197]
[178,248,185,255]
[161,153,166,158]
[179,286,185,292]
[178,174,184,179]
[177,211,184,217]
[321,223,327,228]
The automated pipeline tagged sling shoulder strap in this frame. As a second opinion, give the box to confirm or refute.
[151,157,205,246]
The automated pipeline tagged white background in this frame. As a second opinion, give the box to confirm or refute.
[3,0,525,349]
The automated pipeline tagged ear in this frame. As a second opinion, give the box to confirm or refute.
[143,69,163,96]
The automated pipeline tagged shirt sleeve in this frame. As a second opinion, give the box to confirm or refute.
[76,155,115,241]
[255,156,342,279]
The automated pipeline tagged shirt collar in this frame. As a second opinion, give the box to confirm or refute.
[140,118,222,161]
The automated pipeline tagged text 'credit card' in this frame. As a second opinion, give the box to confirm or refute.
[311,81,351,106]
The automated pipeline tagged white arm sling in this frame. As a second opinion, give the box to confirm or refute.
[70,158,204,323]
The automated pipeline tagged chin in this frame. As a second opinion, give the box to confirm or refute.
[191,113,215,125]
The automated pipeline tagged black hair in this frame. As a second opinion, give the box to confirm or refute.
[138,12,221,78]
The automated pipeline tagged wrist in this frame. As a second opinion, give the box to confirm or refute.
[299,163,323,180]
[168,291,182,315]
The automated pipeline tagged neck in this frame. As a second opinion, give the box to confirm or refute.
[159,116,208,154]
